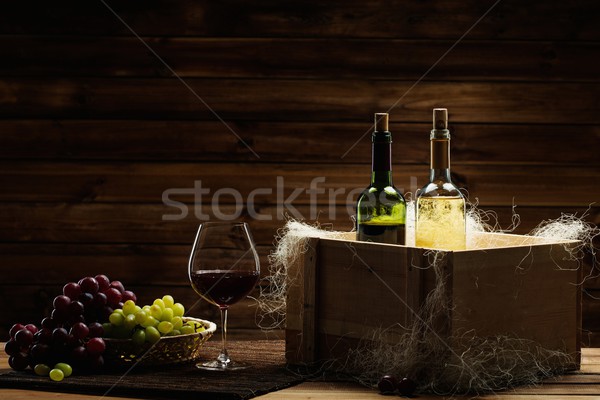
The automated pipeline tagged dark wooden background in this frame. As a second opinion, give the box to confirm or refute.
[1,1,599,343]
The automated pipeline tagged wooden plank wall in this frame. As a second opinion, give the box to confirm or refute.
[1,1,599,342]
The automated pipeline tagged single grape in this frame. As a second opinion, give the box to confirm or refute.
[109,312,124,326]
[15,329,34,347]
[85,338,106,356]
[132,329,146,346]
[9,323,25,339]
[378,374,398,394]
[92,292,107,308]
[101,306,114,321]
[160,307,174,322]
[53,295,71,312]
[67,333,82,349]
[70,322,90,340]
[70,346,88,363]
[88,322,104,338]
[52,328,69,344]
[34,329,52,345]
[145,326,160,344]
[68,301,85,316]
[25,324,38,334]
[30,343,50,362]
[153,298,165,310]
[135,310,148,325]
[80,277,99,294]
[122,290,137,303]
[124,314,137,330]
[109,280,125,293]
[171,316,183,331]
[162,295,175,308]
[41,317,56,330]
[149,304,162,320]
[172,303,185,317]
[101,323,113,337]
[122,300,136,315]
[54,362,73,377]
[9,353,30,371]
[49,368,64,382]
[157,321,173,335]
[51,308,67,324]
[141,316,158,328]
[4,340,20,356]
[397,377,417,396]
[180,325,194,335]
[78,292,94,307]
[34,363,51,376]
[63,282,82,301]
[142,305,151,313]
[105,288,122,306]
[95,274,110,292]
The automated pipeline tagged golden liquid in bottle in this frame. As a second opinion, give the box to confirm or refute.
[415,196,466,250]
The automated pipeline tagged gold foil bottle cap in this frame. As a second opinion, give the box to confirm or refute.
[374,113,389,132]
[433,108,448,130]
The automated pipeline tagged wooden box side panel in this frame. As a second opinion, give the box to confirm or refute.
[451,242,581,366]
[285,237,319,364]
[313,239,426,360]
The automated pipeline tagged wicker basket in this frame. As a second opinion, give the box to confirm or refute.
[104,317,217,368]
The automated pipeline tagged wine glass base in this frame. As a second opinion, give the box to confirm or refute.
[195,360,249,371]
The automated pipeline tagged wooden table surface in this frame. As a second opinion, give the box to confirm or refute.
[2,344,600,399]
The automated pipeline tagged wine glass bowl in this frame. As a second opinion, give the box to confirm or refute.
[188,222,260,371]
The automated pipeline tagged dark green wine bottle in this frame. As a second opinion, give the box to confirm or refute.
[356,113,406,245]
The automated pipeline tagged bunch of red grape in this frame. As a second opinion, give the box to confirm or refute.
[4,275,137,376]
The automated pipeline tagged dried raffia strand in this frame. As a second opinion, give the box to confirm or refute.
[256,202,597,394]
[529,210,599,282]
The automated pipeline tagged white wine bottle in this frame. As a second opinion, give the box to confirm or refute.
[415,108,466,250]
[356,113,406,245]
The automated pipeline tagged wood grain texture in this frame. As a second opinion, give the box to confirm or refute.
[2,79,600,124]
[0,162,598,206]
[0,120,598,165]
[0,1,598,40]
[2,37,598,82]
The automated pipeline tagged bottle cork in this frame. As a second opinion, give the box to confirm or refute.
[374,113,389,132]
[433,108,448,130]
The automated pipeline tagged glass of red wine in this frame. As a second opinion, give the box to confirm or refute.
[188,221,260,371]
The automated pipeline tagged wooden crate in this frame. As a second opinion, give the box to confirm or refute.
[285,232,582,369]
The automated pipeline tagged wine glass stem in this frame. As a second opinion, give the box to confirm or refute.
[217,306,230,364]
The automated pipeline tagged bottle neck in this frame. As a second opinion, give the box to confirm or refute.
[371,134,392,186]
[429,133,452,183]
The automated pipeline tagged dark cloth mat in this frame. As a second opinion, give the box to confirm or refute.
[0,340,303,399]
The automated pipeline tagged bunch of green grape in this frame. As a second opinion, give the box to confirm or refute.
[103,295,205,345]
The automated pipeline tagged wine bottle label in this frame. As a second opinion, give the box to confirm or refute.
[431,139,450,170]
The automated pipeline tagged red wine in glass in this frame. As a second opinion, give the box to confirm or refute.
[190,270,259,307]
[188,221,260,371]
